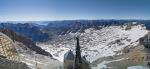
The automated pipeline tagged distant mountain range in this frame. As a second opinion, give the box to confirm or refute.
[1,20,150,42]
[0,23,49,42]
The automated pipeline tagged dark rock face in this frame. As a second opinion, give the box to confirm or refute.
[0,57,29,69]
[147,61,150,66]
[139,33,150,66]
[140,33,150,48]
[0,29,52,57]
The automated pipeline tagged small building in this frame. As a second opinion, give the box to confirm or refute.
[64,50,75,69]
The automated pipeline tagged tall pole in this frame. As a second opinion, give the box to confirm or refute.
[75,37,82,69]
[35,55,37,69]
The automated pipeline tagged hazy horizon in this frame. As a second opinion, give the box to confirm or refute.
[1,19,150,22]
[0,0,150,21]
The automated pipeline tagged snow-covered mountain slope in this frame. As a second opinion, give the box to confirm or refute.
[37,24,149,63]
[0,29,63,69]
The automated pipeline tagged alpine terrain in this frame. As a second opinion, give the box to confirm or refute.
[1,21,150,69]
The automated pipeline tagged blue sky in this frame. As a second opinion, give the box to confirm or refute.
[0,0,150,21]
